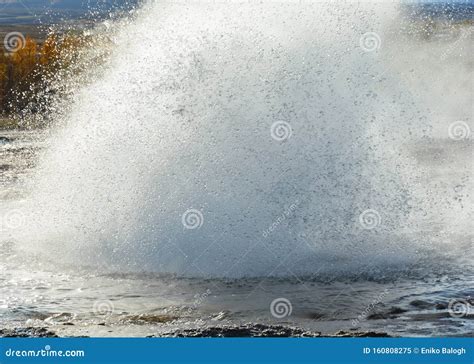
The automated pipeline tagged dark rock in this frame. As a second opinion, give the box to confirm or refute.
[306,312,324,320]
[0,136,12,144]
[333,330,391,337]
[0,327,58,337]
[366,313,384,320]
[367,306,408,320]
[410,300,433,309]
[389,307,408,315]
[160,324,321,337]
[157,324,391,338]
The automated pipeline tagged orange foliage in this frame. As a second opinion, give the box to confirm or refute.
[11,36,38,83]
[0,32,86,116]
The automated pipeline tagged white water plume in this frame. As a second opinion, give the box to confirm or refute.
[5,1,471,278]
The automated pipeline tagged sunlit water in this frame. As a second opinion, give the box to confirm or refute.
[0,2,473,336]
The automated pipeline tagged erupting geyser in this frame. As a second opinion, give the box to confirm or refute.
[8,2,440,277]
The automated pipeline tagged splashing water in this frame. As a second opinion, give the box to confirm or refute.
[4,2,472,278]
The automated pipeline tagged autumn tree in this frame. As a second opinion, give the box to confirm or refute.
[0,31,102,123]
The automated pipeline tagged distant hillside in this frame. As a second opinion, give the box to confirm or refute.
[1,1,472,25]
[404,1,474,21]
[0,0,139,24]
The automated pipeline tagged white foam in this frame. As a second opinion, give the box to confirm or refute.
[10,2,463,277]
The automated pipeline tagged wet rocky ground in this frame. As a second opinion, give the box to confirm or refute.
[0,131,472,338]
[0,324,391,338]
